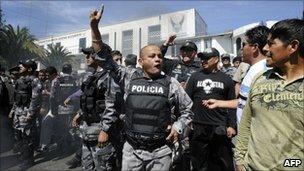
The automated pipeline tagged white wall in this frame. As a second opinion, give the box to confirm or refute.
[37,9,206,58]
[212,35,233,55]
[36,10,277,69]
[161,9,198,40]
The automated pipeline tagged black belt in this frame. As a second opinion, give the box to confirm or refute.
[83,140,98,147]
[126,132,167,152]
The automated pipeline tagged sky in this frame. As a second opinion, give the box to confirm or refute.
[2,0,303,39]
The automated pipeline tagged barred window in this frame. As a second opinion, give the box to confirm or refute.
[148,25,161,45]
[56,42,61,47]
[204,38,211,49]
[194,40,201,52]
[79,38,86,52]
[236,37,242,55]
[101,34,109,45]
[172,44,182,58]
[122,30,133,56]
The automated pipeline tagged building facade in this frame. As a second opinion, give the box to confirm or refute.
[36,8,276,72]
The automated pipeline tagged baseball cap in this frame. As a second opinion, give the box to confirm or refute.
[198,48,220,60]
[180,42,197,52]
[221,53,231,61]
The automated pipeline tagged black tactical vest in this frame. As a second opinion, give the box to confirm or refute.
[80,71,108,123]
[59,75,77,104]
[14,77,32,107]
[125,75,171,139]
[171,60,201,83]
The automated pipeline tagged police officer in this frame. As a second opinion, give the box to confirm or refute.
[161,35,201,89]
[72,46,118,171]
[232,56,242,69]
[111,50,123,66]
[161,35,198,171]
[220,54,237,78]
[7,66,20,153]
[9,60,42,170]
[57,63,78,149]
[89,7,194,171]
[37,66,60,153]
[65,66,97,169]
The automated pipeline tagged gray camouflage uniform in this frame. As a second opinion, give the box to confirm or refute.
[97,48,194,171]
[221,66,237,78]
[79,68,118,171]
[11,75,42,163]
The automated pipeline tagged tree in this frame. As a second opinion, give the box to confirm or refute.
[0,24,45,67]
[41,43,75,70]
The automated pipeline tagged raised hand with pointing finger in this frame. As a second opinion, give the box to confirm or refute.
[90,4,104,26]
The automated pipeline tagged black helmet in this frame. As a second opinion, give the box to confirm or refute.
[19,59,37,72]
[62,63,72,74]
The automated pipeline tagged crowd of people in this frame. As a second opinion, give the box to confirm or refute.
[0,6,303,171]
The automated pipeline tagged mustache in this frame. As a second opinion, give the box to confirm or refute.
[266,51,273,58]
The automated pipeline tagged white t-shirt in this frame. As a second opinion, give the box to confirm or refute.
[236,59,268,124]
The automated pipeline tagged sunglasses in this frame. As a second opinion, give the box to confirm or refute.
[242,41,255,48]
[180,51,194,57]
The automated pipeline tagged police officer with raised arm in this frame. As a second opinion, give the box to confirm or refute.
[161,35,199,171]
[161,35,201,89]
[89,5,194,171]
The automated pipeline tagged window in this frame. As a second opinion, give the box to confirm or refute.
[79,38,86,52]
[204,38,211,49]
[194,40,201,52]
[236,37,242,55]
[148,25,161,44]
[56,42,61,47]
[122,30,133,56]
[171,44,182,58]
[101,34,109,45]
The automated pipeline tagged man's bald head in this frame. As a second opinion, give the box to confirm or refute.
[140,44,161,58]
[138,44,163,78]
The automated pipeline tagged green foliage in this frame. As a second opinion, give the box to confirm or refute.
[0,24,45,68]
[41,43,75,70]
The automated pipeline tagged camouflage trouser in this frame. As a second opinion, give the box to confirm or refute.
[82,140,115,171]
[13,107,38,159]
[122,141,172,171]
